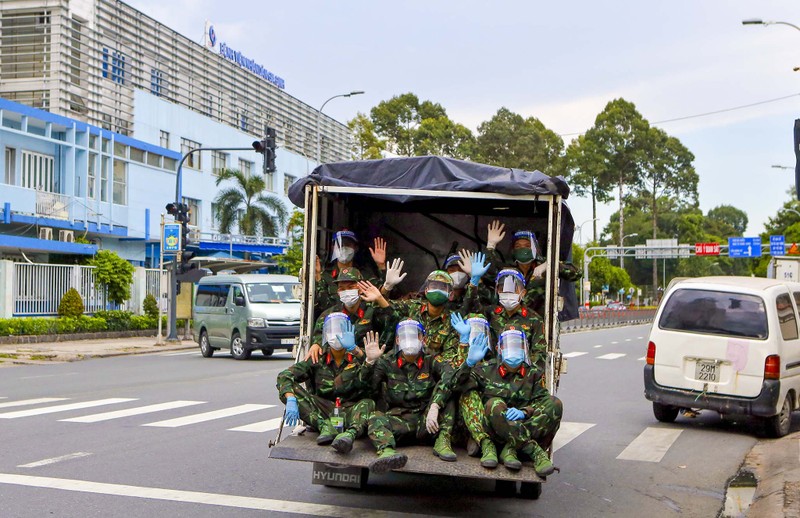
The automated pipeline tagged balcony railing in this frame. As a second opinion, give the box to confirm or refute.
[35,191,71,220]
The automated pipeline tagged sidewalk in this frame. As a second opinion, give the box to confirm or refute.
[744,430,800,517]
[0,335,196,366]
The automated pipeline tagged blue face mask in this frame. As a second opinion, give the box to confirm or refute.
[502,349,526,368]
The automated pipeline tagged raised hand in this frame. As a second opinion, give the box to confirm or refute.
[369,237,387,269]
[466,334,489,367]
[457,249,473,275]
[357,280,382,302]
[284,396,300,426]
[486,220,506,250]
[450,312,471,343]
[336,320,357,352]
[363,330,386,363]
[533,261,548,279]
[426,403,441,434]
[469,252,491,286]
[505,407,525,421]
[383,258,407,291]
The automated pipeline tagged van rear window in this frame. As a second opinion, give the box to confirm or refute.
[658,289,768,339]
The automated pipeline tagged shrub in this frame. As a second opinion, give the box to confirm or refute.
[143,294,159,319]
[130,315,157,330]
[58,288,85,318]
[94,310,132,331]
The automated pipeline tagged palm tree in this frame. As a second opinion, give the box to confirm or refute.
[213,169,288,238]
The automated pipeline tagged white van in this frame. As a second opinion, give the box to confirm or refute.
[192,274,300,360]
[644,276,800,437]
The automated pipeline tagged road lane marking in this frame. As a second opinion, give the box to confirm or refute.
[594,345,603,348]
[61,401,206,423]
[161,351,200,356]
[617,428,683,462]
[553,422,595,452]
[0,473,434,517]
[228,417,283,433]
[562,352,588,358]
[638,357,646,361]
[625,338,632,342]
[18,452,92,468]
[20,373,78,380]
[0,398,69,409]
[611,341,619,344]
[0,398,136,419]
[597,353,626,360]
[637,336,644,339]
[143,404,273,428]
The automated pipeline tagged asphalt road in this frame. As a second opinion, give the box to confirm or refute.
[0,325,778,517]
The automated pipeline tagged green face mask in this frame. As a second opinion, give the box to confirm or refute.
[425,289,449,306]
[513,248,534,264]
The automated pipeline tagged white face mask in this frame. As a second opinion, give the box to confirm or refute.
[498,292,521,311]
[338,289,360,307]
[334,245,355,264]
[398,336,423,356]
[450,271,468,289]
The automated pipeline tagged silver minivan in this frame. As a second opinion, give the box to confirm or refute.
[192,274,300,360]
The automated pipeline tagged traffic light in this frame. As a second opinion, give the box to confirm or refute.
[253,127,277,174]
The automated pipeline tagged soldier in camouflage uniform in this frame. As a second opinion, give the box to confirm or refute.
[277,317,374,451]
[433,325,562,476]
[360,320,455,473]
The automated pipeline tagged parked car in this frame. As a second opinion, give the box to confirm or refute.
[606,302,626,310]
[192,274,300,360]
[644,276,800,437]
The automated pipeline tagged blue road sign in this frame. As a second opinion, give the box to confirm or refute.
[770,235,786,256]
[163,223,182,254]
[728,237,762,258]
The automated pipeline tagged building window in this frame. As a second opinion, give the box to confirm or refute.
[264,171,274,192]
[283,174,296,197]
[160,131,170,149]
[1,12,51,79]
[4,148,16,185]
[113,160,127,205]
[211,151,228,176]
[182,197,200,227]
[181,138,202,170]
[239,159,252,177]
[113,141,127,158]
[87,152,97,199]
[150,68,163,96]
[102,48,126,84]
[21,150,55,192]
[210,202,219,230]
[101,157,110,202]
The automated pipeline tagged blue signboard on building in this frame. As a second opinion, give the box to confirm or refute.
[728,237,762,258]
[770,235,786,256]
[163,223,182,254]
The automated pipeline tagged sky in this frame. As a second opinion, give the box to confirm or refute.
[125,0,800,241]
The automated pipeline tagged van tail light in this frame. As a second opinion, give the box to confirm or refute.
[646,341,656,365]
[765,355,781,380]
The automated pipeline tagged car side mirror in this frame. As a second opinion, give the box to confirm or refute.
[235,296,246,307]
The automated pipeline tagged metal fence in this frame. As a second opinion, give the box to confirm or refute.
[560,308,657,332]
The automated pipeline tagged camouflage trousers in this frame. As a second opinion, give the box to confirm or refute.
[282,385,374,438]
[459,390,489,443]
[485,396,563,450]
[368,401,456,451]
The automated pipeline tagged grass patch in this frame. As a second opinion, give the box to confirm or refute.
[0,353,19,359]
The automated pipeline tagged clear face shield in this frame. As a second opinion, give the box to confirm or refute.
[512,232,538,265]
[498,329,529,368]
[495,270,525,310]
[395,320,425,356]
[330,232,357,263]
[467,317,492,349]
[323,312,350,350]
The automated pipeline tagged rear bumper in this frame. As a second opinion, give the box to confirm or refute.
[246,326,299,351]
[643,364,780,417]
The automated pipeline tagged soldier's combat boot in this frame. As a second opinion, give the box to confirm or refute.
[316,421,336,445]
[523,442,555,477]
[433,433,457,462]
[500,443,521,471]
[479,439,498,469]
[466,438,481,457]
[331,430,356,454]
[369,447,408,474]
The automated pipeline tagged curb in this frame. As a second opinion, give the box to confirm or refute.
[0,329,160,345]
[744,431,800,517]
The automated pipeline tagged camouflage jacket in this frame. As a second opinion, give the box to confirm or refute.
[433,358,549,415]
[362,352,453,415]
[314,264,384,318]
[379,299,461,362]
[277,349,369,403]
[311,301,386,351]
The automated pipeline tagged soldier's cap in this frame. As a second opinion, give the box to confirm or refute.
[332,230,357,244]
[425,270,454,285]
[512,230,537,243]
[495,268,525,285]
[396,318,426,336]
[443,254,462,269]
[335,267,363,283]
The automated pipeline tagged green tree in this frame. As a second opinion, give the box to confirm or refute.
[706,205,748,237]
[90,250,134,305]
[588,256,632,300]
[566,134,614,243]
[414,116,475,159]
[275,209,305,276]
[213,169,288,238]
[477,107,565,176]
[348,112,385,160]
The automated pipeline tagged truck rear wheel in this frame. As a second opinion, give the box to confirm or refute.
[495,480,516,496]
[653,402,679,423]
[519,481,542,499]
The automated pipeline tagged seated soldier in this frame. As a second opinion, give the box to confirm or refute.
[277,316,374,447]
[360,319,455,473]
[433,325,562,476]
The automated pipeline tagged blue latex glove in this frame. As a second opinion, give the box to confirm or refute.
[336,320,357,352]
[470,252,491,286]
[284,396,300,426]
[466,334,489,367]
[450,312,471,343]
[505,407,525,421]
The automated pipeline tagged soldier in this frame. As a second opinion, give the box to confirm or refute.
[360,320,457,473]
[277,317,374,449]
[433,325,562,476]
[485,220,581,315]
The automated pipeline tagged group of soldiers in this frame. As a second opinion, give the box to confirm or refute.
[276,221,581,475]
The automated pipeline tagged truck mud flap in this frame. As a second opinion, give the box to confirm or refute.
[312,462,368,489]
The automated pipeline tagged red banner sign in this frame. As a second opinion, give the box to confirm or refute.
[695,242,720,256]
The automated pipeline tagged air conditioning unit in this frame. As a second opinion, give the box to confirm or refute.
[59,230,75,243]
[38,227,53,240]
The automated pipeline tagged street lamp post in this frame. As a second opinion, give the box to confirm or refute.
[742,19,800,32]
[576,218,600,246]
[620,233,638,270]
[316,91,364,165]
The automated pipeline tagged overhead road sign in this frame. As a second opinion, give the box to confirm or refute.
[695,243,720,256]
[728,237,762,258]
[770,235,786,256]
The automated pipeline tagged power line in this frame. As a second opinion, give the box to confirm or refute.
[559,92,800,137]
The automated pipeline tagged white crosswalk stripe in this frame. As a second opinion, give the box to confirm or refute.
[553,422,595,452]
[161,351,200,357]
[0,398,137,419]
[562,352,588,358]
[617,427,683,462]
[0,398,69,410]
[597,353,626,360]
[143,404,273,428]
[228,417,283,433]
[60,401,206,423]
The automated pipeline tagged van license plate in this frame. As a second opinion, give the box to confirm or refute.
[695,360,719,383]
[281,338,295,345]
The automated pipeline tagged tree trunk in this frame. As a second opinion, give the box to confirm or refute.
[618,176,624,269]
[652,190,658,303]
[591,181,598,243]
